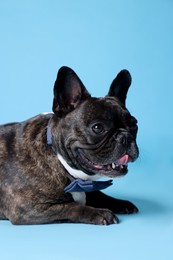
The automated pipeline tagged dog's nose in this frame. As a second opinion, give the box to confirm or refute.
[115,129,132,145]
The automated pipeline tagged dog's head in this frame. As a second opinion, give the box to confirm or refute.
[51,66,139,178]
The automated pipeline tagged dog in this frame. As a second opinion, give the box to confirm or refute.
[0,66,139,225]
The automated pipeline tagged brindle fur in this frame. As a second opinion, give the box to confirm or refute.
[0,114,73,224]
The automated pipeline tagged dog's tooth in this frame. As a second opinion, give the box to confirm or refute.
[112,163,116,169]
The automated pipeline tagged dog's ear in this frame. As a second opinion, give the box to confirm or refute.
[52,66,91,117]
[107,70,132,105]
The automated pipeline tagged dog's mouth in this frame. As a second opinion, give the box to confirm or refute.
[77,150,131,177]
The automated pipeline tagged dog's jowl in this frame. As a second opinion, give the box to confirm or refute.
[0,67,139,225]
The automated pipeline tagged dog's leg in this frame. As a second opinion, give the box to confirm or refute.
[86,191,138,214]
[8,202,118,225]
[0,212,8,220]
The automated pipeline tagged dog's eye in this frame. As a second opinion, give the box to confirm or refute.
[92,124,105,134]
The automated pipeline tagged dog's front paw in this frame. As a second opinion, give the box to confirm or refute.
[87,208,119,225]
[114,200,139,214]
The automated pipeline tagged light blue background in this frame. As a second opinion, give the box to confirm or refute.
[0,1,173,259]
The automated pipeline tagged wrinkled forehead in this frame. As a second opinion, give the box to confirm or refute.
[79,97,128,123]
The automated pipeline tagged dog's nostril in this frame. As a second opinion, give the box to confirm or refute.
[120,134,132,146]
[114,130,132,145]
[122,136,127,145]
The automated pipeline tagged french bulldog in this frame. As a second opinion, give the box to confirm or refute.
[0,66,139,225]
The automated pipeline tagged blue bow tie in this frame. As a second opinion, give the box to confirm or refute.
[64,179,113,193]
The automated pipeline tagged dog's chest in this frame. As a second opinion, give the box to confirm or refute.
[70,192,86,205]
[57,153,101,206]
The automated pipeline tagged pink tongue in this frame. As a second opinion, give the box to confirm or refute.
[115,154,130,165]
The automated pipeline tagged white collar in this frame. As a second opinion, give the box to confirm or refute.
[57,153,101,181]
